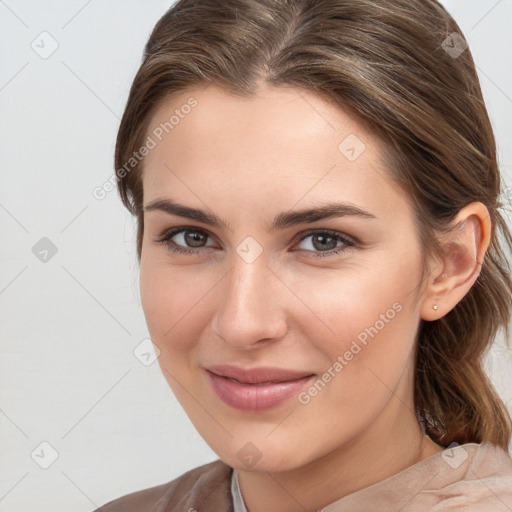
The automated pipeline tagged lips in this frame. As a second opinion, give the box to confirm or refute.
[205,365,315,411]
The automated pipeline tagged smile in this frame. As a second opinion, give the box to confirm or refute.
[205,365,315,412]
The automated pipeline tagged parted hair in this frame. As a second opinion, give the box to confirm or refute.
[114,0,512,450]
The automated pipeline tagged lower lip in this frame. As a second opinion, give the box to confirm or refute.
[206,371,315,412]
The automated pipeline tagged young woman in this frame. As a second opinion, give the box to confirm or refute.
[94,0,512,510]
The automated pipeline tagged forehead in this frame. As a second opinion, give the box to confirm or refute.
[145,83,364,153]
[140,83,408,220]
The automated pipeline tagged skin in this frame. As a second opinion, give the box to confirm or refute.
[138,83,491,512]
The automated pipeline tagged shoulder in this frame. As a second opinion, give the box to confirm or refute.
[463,441,512,491]
[92,459,233,512]
[418,442,512,510]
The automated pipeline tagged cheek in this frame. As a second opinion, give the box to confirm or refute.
[295,285,420,428]
[139,260,209,351]
[295,255,422,372]
[139,262,208,408]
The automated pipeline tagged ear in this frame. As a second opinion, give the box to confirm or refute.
[420,202,491,321]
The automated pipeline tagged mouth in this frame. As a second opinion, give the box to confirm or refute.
[205,365,315,411]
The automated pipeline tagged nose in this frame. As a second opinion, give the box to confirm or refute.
[211,252,288,350]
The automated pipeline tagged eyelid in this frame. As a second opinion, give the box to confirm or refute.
[156,225,357,242]
[156,225,217,242]
[295,228,356,245]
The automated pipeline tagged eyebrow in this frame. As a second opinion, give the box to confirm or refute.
[143,198,376,232]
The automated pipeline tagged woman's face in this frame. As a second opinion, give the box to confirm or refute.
[139,83,431,472]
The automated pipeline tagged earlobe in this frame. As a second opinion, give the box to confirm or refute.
[420,202,491,322]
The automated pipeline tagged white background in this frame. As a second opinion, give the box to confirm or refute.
[0,1,511,510]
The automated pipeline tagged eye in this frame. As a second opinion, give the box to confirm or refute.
[155,227,216,255]
[155,227,356,258]
[295,230,356,258]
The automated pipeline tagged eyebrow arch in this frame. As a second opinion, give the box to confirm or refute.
[143,198,376,232]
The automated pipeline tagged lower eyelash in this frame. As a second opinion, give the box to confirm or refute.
[156,229,356,257]
[167,245,202,255]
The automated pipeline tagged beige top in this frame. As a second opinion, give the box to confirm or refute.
[94,442,512,512]
[232,442,512,511]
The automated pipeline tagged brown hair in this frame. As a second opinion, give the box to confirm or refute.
[114,0,512,449]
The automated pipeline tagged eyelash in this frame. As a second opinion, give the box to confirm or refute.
[155,227,357,258]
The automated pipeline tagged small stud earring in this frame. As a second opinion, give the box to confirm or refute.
[433,304,439,311]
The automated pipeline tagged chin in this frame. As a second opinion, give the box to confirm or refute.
[206,434,311,473]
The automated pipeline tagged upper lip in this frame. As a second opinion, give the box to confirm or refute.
[206,365,315,384]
